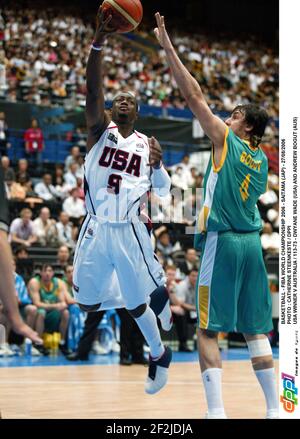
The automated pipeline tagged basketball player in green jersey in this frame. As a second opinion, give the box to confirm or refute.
[154,13,278,419]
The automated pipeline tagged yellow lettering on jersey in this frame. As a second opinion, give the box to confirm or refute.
[240,152,262,172]
[240,173,251,202]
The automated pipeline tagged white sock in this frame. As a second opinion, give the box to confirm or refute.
[135,306,164,359]
[255,368,278,412]
[202,368,226,416]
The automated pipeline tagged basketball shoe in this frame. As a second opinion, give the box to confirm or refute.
[145,345,172,394]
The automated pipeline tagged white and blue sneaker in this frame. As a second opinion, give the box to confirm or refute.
[266,409,279,419]
[145,346,172,394]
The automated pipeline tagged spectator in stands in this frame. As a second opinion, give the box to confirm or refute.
[14,245,29,260]
[1,7,279,119]
[53,164,64,186]
[12,259,41,354]
[171,166,188,190]
[24,118,44,166]
[0,111,10,157]
[178,248,199,275]
[189,167,198,188]
[266,201,279,231]
[57,244,71,268]
[172,268,198,352]
[261,222,279,255]
[33,206,59,247]
[53,164,69,199]
[259,184,278,208]
[165,264,178,295]
[61,265,76,305]
[5,177,26,201]
[15,158,30,184]
[193,174,204,191]
[177,154,193,187]
[9,207,37,248]
[14,244,33,283]
[62,187,86,221]
[34,173,60,202]
[267,168,279,192]
[64,162,79,189]
[165,264,193,351]
[155,227,181,261]
[76,177,85,201]
[76,156,85,180]
[1,156,15,181]
[64,145,81,171]
[28,264,70,355]
[56,211,77,249]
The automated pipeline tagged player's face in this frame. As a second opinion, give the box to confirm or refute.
[66,266,73,282]
[225,109,251,139]
[112,94,137,124]
[189,271,198,287]
[41,267,54,282]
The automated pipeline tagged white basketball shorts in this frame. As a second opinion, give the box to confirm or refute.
[73,213,166,311]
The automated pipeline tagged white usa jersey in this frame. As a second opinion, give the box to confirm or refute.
[84,121,151,221]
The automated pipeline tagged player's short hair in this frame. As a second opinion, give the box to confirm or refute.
[41,263,53,272]
[188,268,198,275]
[112,91,140,112]
[165,264,177,272]
[232,104,269,147]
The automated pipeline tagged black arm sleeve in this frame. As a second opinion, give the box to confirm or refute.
[0,165,9,232]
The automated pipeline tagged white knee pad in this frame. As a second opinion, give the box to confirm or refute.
[246,338,272,358]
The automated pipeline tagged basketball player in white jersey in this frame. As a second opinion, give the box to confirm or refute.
[72,7,172,394]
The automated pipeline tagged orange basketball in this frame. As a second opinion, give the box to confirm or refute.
[101,0,143,33]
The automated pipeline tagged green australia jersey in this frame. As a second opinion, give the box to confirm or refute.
[196,127,268,237]
[36,276,60,304]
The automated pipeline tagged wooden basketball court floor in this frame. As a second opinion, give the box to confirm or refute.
[0,357,279,419]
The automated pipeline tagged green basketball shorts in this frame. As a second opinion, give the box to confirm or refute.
[196,230,273,334]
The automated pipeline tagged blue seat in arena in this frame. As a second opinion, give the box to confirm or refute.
[43,123,74,137]
[32,106,65,120]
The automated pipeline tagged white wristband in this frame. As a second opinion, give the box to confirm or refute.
[91,45,103,51]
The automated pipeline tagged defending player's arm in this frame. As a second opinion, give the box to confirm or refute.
[0,168,42,344]
[154,13,227,152]
[148,136,171,193]
[86,6,115,151]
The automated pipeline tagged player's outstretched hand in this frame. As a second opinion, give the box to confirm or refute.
[154,12,173,50]
[10,315,43,344]
[148,136,162,168]
[94,5,116,43]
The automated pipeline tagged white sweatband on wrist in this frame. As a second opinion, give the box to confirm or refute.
[151,165,171,194]
[91,42,103,52]
[246,339,272,358]
[91,45,103,51]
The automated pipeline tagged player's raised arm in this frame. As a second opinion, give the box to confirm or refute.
[86,6,115,151]
[154,13,227,151]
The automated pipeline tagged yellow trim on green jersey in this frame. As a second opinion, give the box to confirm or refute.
[212,126,229,172]
[198,205,210,233]
[198,285,209,329]
[242,139,258,151]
